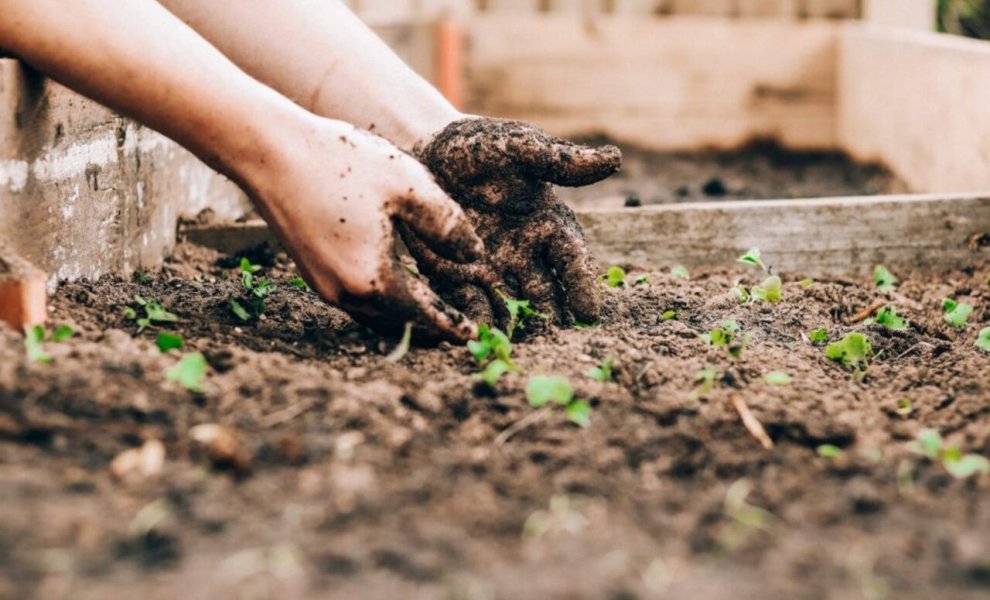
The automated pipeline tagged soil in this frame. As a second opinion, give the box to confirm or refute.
[558,140,908,209]
[2,235,989,600]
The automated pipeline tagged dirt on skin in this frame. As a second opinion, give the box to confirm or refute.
[1,237,989,600]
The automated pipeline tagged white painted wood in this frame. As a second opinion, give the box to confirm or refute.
[863,0,936,30]
[465,16,840,151]
[838,25,990,194]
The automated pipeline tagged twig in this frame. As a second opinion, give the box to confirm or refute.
[730,395,774,450]
[260,398,318,429]
[893,341,934,362]
[847,300,886,323]
[494,407,551,448]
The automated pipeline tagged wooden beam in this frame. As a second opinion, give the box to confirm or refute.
[0,245,47,331]
[180,194,990,278]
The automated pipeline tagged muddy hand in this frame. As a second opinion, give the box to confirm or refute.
[408,118,621,327]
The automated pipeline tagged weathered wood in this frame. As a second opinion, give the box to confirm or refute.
[464,16,840,151]
[0,245,46,330]
[838,26,990,194]
[181,194,990,278]
[862,0,936,30]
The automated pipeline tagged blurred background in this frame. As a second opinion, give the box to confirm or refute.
[939,0,990,38]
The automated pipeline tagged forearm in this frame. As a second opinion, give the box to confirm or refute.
[0,0,308,193]
[158,0,461,151]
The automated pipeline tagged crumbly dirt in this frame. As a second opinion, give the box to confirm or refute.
[558,140,908,209]
[1,237,989,600]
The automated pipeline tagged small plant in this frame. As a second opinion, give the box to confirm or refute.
[671,265,691,280]
[468,324,518,387]
[737,248,766,271]
[942,297,973,328]
[874,306,908,331]
[156,332,184,353]
[125,296,178,331]
[526,375,591,427]
[750,275,783,303]
[24,324,75,364]
[585,356,615,382]
[51,324,74,342]
[764,372,792,386]
[896,398,913,417]
[733,284,750,304]
[600,266,627,288]
[978,327,990,353]
[661,310,678,321]
[808,327,829,344]
[700,320,750,359]
[634,274,650,286]
[798,279,815,288]
[231,258,276,321]
[498,291,544,339]
[873,265,898,292]
[691,367,721,399]
[908,428,990,479]
[166,352,208,393]
[825,332,872,370]
[384,322,413,364]
[817,444,842,458]
[288,276,311,291]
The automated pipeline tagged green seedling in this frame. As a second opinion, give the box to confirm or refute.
[166,352,208,393]
[476,359,513,387]
[525,375,591,428]
[808,328,829,345]
[498,291,544,339]
[601,266,627,288]
[634,274,650,286]
[942,298,973,328]
[825,332,872,370]
[798,279,815,288]
[288,276,311,291]
[701,320,750,359]
[691,367,721,400]
[231,258,276,321]
[156,332,184,353]
[751,275,783,303]
[24,324,75,364]
[51,324,74,343]
[661,310,678,321]
[671,265,691,280]
[896,398,913,417]
[817,444,842,458]
[764,372,791,386]
[468,324,518,386]
[873,265,898,292]
[907,428,990,479]
[978,327,990,353]
[733,284,751,304]
[574,320,600,329]
[384,322,413,364]
[126,295,179,331]
[585,356,615,382]
[720,479,779,549]
[874,306,908,331]
[737,248,767,271]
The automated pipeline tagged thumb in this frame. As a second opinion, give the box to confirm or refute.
[394,179,484,264]
[510,134,622,187]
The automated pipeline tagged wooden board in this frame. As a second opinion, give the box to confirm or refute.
[181,194,990,278]
[0,245,46,331]
[838,25,990,194]
[463,16,840,151]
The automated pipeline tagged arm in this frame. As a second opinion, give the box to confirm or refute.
[0,0,482,341]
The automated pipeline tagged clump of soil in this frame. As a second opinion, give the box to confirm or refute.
[559,140,908,209]
[1,238,989,599]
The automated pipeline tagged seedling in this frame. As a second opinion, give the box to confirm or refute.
[817,444,842,458]
[737,248,766,271]
[942,298,973,328]
[165,352,208,393]
[585,356,615,382]
[700,320,750,359]
[231,258,277,321]
[733,284,750,304]
[498,291,544,339]
[126,296,179,331]
[51,324,74,343]
[750,275,782,303]
[288,276,311,291]
[477,359,513,387]
[764,372,791,386]
[671,265,691,280]
[691,367,721,400]
[468,324,518,386]
[24,324,75,364]
[978,327,990,353]
[907,428,990,479]
[798,279,815,288]
[825,332,872,370]
[896,398,913,417]
[661,310,678,321]
[874,306,908,331]
[873,265,898,292]
[525,375,591,427]
[721,479,779,549]
[634,274,650,286]
[156,332,184,353]
[384,322,413,364]
[600,266,627,288]
[808,328,829,344]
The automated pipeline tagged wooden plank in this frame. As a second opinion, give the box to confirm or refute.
[0,245,47,331]
[464,16,840,151]
[862,0,936,30]
[838,25,990,194]
[180,194,990,278]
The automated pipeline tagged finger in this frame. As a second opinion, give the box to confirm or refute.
[514,269,563,326]
[393,180,484,264]
[506,129,622,187]
[400,275,478,343]
[545,213,603,324]
[445,284,496,327]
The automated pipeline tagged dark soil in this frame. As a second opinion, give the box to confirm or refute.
[2,236,989,599]
[559,140,908,209]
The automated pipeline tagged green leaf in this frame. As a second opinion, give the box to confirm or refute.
[288,277,311,291]
[896,398,913,416]
[661,310,678,321]
[468,324,513,365]
[51,324,74,343]
[602,266,626,288]
[942,298,973,328]
[526,376,574,408]
[733,285,750,303]
[143,299,178,323]
[910,428,943,459]
[634,274,650,286]
[475,359,512,387]
[691,367,720,399]
[240,257,261,274]
[817,444,842,458]
[156,332,184,353]
[565,400,592,428]
[498,291,545,339]
[808,328,829,344]
[764,372,792,386]
[737,248,766,271]
[123,306,138,320]
[798,279,815,288]
[977,327,990,353]
[585,356,614,382]
[873,265,898,291]
[230,298,251,321]
[384,322,413,364]
[252,277,276,298]
[574,320,600,329]
[875,306,908,331]
[751,275,782,303]
[671,265,691,280]
[825,332,873,370]
[165,352,208,393]
[23,324,51,364]
[944,454,990,479]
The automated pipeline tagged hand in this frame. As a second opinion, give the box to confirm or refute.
[249,118,484,342]
[406,118,621,328]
